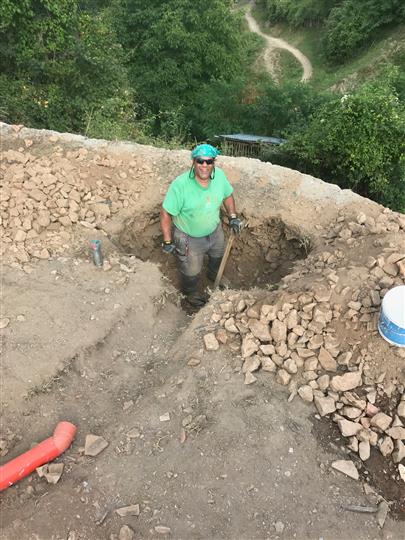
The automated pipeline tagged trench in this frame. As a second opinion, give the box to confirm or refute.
[118,209,309,299]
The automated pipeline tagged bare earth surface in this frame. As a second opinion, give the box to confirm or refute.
[0,123,404,540]
[244,4,313,83]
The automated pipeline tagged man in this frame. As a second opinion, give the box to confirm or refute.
[160,143,242,307]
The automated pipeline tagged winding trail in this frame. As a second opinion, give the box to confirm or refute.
[245,4,313,83]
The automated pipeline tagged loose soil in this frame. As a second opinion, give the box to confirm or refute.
[0,123,404,540]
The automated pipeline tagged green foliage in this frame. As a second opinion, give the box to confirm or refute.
[0,0,135,138]
[277,68,405,211]
[117,0,252,135]
[259,0,335,28]
[191,74,329,140]
[323,0,405,64]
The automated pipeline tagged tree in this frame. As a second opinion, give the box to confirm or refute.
[117,0,250,136]
[279,68,405,211]
[0,0,134,138]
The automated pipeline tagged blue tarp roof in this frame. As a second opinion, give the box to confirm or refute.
[217,133,286,145]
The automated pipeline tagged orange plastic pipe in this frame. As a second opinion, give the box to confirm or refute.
[0,421,77,491]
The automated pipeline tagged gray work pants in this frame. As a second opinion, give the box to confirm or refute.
[173,223,225,277]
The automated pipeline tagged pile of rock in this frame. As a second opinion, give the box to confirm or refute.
[203,282,405,480]
[0,145,139,266]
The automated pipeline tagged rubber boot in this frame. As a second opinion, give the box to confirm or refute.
[181,273,206,307]
[207,256,223,282]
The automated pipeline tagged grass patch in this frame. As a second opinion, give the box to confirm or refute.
[278,49,303,84]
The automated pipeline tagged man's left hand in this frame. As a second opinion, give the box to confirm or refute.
[229,216,243,235]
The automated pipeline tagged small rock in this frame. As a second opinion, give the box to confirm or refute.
[393,440,405,463]
[386,427,405,440]
[331,459,359,480]
[274,521,284,534]
[276,369,291,386]
[298,385,313,402]
[203,333,219,351]
[314,395,336,417]
[337,418,362,437]
[331,371,362,392]
[154,526,171,535]
[244,372,257,385]
[358,440,370,461]
[399,464,405,483]
[242,355,261,373]
[84,434,109,457]
[271,319,287,342]
[241,335,259,358]
[261,357,277,372]
[318,347,337,371]
[397,401,405,419]
[370,412,392,432]
[116,505,140,517]
[159,412,171,422]
[376,500,389,528]
[44,463,64,484]
[187,358,201,367]
[0,318,10,329]
[283,358,297,374]
[379,436,394,457]
[119,525,135,540]
[248,319,272,342]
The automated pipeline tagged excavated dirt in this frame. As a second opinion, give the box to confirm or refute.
[0,123,405,540]
[119,210,307,294]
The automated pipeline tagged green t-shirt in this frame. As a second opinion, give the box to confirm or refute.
[162,167,233,237]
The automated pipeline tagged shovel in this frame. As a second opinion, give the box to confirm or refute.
[214,235,235,289]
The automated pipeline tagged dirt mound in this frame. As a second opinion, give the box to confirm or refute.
[0,122,404,539]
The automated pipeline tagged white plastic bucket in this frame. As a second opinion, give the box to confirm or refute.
[378,285,405,347]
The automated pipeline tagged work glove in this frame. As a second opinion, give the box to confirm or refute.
[229,216,243,235]
[162,241,177,255]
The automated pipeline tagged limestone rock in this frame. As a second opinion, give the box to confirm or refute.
[119,525,135,540]
[386,427,405,440]
[314,395,336,417]
[224,317,239,333]
[244,372,257,385]
[116,505,140,517]
[261,357,277,372]
[84,434,109,457]
[241,335,259,358]
[370,412,393,432]
[276,369,291,386]
[0,318,10,329]
[331,459,359,480]
[337,418,362,437]
[397,401,405,419]
[392,440,405,463]
[203,333,219,351]
[317,374,330,391]
[341,406,362,420]
[318,347,337,371]
[379,436,394,457]
[248,319,272,342]
[330,371,362,392]
[271,319,287,343]
[298,385,313,402]
[242,355,261,374]
[358,440,370,461]
[283,358,298,374]
[155,526,171,535]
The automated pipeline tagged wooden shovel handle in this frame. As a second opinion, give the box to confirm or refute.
[214,235,235,289]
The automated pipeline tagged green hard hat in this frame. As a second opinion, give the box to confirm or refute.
[191,144,220,159]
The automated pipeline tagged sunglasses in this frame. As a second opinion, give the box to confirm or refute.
[195,158,215,165]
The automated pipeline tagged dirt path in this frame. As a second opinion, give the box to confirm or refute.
[245,3,313,82]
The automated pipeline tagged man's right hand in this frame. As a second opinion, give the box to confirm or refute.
[162,241,176,255]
